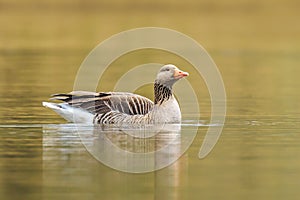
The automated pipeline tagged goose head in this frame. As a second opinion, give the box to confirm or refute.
[155,64,189,88]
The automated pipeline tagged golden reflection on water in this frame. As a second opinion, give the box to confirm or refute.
[0,0,300,199]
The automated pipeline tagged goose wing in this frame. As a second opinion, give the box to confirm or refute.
[51,91,154,116]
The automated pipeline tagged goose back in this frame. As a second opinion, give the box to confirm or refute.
[51,91,154,116]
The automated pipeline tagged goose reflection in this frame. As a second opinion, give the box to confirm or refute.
[81,123,182,173]
[42,122,198,173]
[42,123,193,199]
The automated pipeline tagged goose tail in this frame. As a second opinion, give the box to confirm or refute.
[42,102,94,124]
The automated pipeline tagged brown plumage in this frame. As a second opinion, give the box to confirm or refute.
[43,64,189,124]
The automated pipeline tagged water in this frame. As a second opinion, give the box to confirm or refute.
[1,0,300,199]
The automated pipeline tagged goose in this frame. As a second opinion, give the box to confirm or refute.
[42,64,189,124]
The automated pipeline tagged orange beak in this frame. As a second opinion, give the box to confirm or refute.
[174,69,189,79]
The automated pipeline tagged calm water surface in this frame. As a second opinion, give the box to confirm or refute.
[1,0,300,200]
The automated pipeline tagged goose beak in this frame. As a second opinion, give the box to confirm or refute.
[174,69,189,79]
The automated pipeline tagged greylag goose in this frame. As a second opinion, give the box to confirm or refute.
[42,64,189,124]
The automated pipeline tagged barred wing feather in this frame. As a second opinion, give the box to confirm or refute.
[51,91,154,116]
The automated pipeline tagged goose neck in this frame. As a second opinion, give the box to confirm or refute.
[154,82,172,105]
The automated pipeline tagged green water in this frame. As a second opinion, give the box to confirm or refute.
[1,0,300,200]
